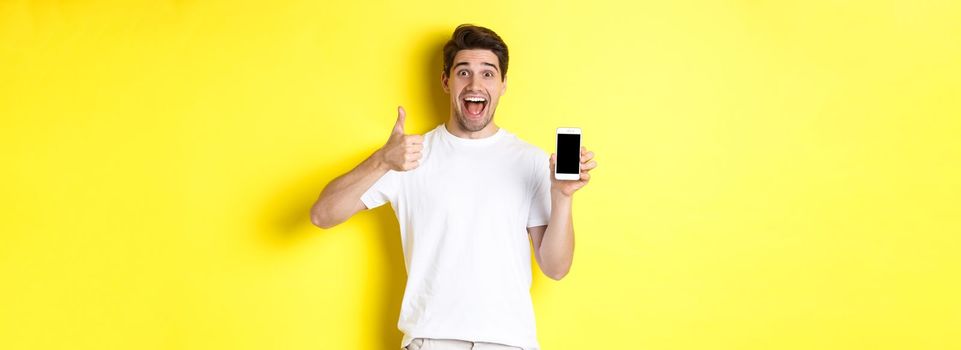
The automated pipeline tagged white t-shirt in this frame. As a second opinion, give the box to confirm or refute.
[361,123,552,350]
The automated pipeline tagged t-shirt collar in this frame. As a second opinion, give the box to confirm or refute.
[438,123,506,147]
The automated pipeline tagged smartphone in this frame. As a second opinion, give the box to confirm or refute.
[555,127,582,180]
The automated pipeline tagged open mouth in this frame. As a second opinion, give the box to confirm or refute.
[461,95,488,119]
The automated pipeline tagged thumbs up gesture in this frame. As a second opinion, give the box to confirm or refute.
[379,106,425,171]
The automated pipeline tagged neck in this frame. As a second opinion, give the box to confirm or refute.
[445,118,499,139]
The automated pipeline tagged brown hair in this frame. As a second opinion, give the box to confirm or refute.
[443,24,509,81]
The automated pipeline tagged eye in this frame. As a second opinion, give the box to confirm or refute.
[483,71,493,78]
[458,70,469,77]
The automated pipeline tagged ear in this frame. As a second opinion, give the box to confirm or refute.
[501,76,507,95]
[441,72,450,93]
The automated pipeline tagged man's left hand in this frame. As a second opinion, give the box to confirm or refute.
[549,146,597,197]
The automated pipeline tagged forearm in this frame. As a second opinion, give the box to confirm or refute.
[310,148,389,228]
[540,190,575,279]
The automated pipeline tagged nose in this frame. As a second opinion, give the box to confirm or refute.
[467,75,482,90]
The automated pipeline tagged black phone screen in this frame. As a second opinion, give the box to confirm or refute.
[556,133,581,174]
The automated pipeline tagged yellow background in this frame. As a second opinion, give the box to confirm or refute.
[2,0,959,349]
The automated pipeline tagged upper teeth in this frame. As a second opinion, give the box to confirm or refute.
[465,97,486,102]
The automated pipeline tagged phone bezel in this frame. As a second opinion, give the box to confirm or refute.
[554,127,582,180]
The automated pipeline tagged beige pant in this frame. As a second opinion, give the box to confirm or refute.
[405,338,524,350]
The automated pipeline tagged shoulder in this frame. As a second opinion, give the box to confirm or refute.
[503,129,548,156]
[500,129,549,165]
[419,124,445,154]
[423,124,443,143]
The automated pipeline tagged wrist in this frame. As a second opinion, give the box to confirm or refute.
[550,188,573,201]
[370,148,390,172]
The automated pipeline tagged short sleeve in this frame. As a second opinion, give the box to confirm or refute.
[360,170,400,209]
[527,151,552,228]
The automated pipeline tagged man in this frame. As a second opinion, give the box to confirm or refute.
[310,24,597,350]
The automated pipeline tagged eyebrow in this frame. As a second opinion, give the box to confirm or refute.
[453,61,499,72]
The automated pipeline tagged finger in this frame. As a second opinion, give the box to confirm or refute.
[581,160,597,171]
[405,144,424,153]
[580,171,591,181]
[580,151,594,163]
[403,160,420,171]
[581,146,587,155]
[405,134,425,145]
[549,153,556,170]
[393,106,406,134]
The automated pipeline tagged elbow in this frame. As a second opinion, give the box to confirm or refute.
[310,203,337,229]
[543,263,572,281]
[538,248,573,281]
[310,213,334,229]
[546,269,569,281]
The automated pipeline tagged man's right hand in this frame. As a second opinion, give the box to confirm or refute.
[379,106,424,171]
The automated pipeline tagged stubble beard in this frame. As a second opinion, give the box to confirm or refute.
[454,105,495,132]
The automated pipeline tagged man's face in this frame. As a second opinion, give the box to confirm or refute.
[442,49,507,133]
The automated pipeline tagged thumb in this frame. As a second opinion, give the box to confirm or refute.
[393,106,406,134]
